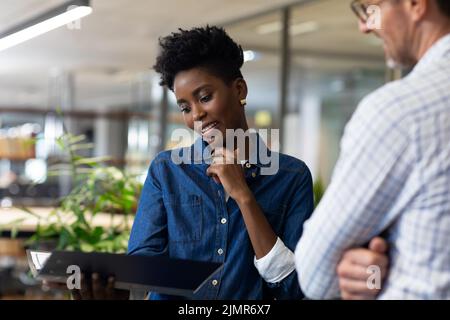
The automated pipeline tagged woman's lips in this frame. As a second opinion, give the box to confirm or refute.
[201,121,219,136]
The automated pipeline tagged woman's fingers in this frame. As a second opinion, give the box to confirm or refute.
[71,289,82,300]
[212,147,239,164]
[42,280,67,291]
[206,166,222,184]
[67,273,126,300]
[92,273,106,300]
[106,276,116,300]
[79,273,93,300]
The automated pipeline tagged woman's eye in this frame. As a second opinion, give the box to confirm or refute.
[200,95,212,103]
[180,105,190,113]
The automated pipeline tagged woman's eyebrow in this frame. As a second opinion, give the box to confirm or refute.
[176,84,213,105]
[192,84,213,97]
[176,98,188,105]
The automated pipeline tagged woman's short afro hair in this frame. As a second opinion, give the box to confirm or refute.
[153,25,244,91]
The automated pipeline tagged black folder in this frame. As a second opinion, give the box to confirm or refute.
[29,250,223,297]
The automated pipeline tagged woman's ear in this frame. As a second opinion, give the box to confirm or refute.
[234,78,248,105]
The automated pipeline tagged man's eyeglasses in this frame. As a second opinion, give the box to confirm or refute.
[350,0,369,23]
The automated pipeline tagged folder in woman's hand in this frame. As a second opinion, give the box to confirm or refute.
[26,249,223,297]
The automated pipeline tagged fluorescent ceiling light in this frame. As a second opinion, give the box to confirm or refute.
[256,20,319,36]
[256,22,282,35]
[0,0,92,52]
[290,21,319,36]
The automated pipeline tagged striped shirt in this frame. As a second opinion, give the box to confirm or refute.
[295,33,450,299]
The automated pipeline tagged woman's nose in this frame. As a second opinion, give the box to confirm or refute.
[192,104,206,122]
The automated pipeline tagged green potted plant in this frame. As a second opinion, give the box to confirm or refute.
[313,177,326,208]
[16,132,142,253]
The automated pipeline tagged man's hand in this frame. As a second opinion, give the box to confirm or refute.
[337,237,389,300]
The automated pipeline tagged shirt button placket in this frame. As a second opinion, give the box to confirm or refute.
[215,186,226,297]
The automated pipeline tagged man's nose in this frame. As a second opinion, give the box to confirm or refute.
[358,19,372,34]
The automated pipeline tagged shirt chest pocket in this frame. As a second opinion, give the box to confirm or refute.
[164,194,203,242]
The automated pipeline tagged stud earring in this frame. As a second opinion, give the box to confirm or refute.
[240,99,247,106]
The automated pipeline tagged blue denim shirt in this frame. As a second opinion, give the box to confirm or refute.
[128,136,313,300]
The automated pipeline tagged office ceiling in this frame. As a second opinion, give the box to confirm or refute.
[0,0,385,110]
[0,0,309,71]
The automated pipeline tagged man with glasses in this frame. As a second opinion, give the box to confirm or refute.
[295,0,450,299]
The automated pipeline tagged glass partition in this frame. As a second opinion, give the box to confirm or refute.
[285,0,386,183]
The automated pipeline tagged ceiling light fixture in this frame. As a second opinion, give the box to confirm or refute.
[256,21,283,35]
[0,0,92,52]
[290,21,319,36]
[256,20,319,36]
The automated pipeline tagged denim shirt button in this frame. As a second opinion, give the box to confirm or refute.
[212,279,218,286]
[221,218,227,224]
[217,248,224,255]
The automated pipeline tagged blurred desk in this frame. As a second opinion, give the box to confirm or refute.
[0,207,134,235]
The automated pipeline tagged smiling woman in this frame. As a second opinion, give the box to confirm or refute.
[155,26,249,146]
[126,25,315,300]
[172,68,247,145]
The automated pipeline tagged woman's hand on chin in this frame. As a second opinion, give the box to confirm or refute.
[206,147,253,203]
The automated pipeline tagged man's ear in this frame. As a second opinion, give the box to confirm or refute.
[408,0,428,22]
[234,78,248,102]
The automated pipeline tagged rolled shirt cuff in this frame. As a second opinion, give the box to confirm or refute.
[254,237,296,283]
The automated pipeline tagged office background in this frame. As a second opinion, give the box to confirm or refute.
[0,0,395,299]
